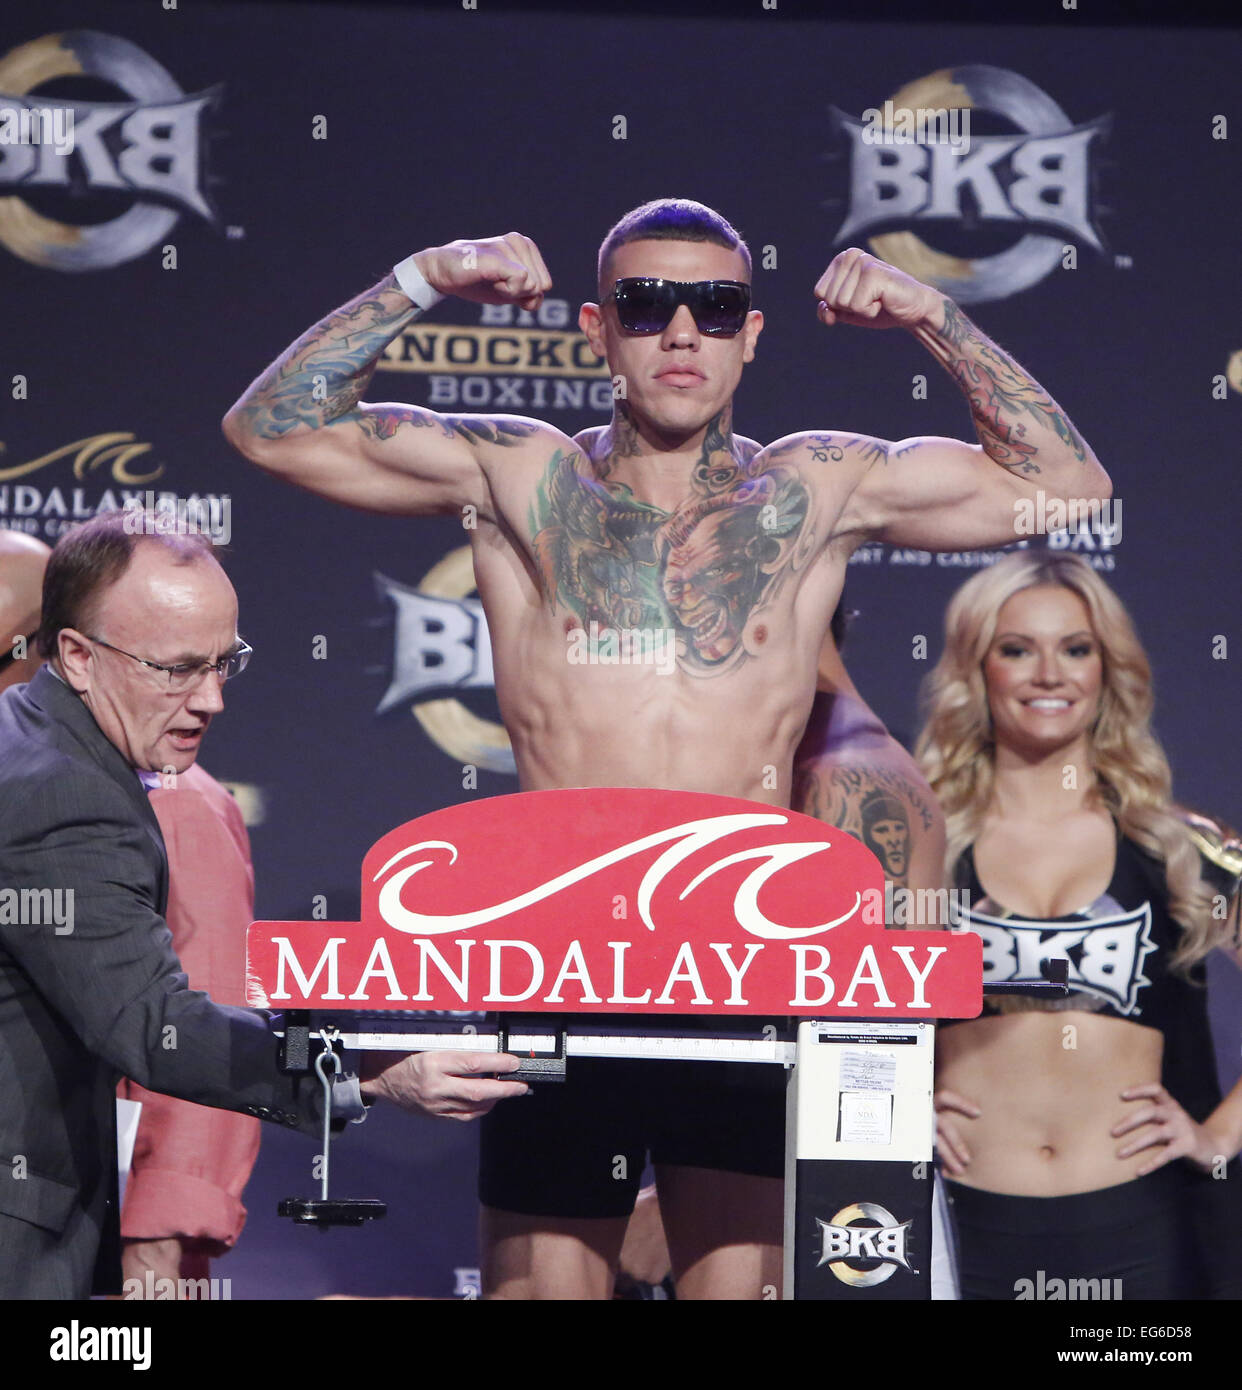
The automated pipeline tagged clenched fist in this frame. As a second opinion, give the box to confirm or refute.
[409,233,552,312]
[814,247,944,331]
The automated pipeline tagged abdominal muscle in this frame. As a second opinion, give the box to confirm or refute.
[936,1010,1165,1195]
[491,611,821,807]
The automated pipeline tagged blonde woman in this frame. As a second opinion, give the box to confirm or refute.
[917,552,1242,1299]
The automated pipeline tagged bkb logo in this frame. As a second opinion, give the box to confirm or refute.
[969,903,1155,1016]
[0,31,218,271]
[831,65,1110,302]
[816,1202,915,1287]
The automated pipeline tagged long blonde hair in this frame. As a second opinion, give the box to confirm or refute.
[914,552,1216,968]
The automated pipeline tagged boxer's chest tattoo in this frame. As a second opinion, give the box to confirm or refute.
[527,446,812,675]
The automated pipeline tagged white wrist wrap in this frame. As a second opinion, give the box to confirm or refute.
[393,254,445,311]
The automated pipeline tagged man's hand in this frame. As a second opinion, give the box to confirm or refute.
[359,1049,530,1121]
[411,234,552,312]
[814,247,944,331]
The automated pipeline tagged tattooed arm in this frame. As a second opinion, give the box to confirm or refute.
[222,234,553,516]
[797,248,1111,551]
[795,736,947,921]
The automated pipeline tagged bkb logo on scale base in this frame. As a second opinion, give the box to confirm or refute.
[817,1201,916,1287]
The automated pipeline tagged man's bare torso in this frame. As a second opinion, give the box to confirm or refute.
[222,233,1107,820]
[466,418,855,803]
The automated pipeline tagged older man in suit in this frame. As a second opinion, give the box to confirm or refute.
[0,512,526,1299]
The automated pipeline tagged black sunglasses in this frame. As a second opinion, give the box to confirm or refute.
[605,278,752,336]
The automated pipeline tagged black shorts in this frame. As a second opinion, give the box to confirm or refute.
[478,1051,788,1219]
[944,1164,1204,1300]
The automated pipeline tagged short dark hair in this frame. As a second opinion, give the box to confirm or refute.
[597,198,751,295]
[38,512,217,659]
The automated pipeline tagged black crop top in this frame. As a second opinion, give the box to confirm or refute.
[940,831,1226,1123]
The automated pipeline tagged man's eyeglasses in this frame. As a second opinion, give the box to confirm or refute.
[85,635,253,691]
[605,278,752,336]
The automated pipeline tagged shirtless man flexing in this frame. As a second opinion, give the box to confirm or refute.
[223,198,1110,1300]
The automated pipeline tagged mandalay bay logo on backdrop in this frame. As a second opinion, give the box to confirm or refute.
[830,65,1111,303]
[0,31,218,271]
[0,432,227,546]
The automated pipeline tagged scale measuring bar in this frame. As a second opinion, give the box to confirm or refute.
[279,1017,797,1065]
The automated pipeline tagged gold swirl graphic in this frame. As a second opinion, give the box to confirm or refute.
[0,35,84,264]
[0,432,164,485]
[866,69,976,282]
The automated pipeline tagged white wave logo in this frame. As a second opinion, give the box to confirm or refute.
[372,812,862,941]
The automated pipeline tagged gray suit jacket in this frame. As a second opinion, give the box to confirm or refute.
[0,667,339,1298]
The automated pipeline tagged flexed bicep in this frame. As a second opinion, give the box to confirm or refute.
[223,234,555,517]
[840,432,1035,551]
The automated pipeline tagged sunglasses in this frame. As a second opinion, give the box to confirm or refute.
[605,278,752,336]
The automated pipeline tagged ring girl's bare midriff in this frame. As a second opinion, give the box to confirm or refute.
[937,1010,1164,1194]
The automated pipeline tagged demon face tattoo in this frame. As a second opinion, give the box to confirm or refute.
[529,432,809,675]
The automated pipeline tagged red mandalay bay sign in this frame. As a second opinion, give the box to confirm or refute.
[246,789,981,1017]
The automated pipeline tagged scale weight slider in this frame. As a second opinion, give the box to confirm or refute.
[278,1198,388,1227]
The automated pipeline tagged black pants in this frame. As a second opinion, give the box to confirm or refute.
[943,1165,1204,1300]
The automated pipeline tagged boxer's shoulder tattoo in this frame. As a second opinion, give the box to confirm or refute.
[852,438,919,466]
[528,408,813,675]
[761,432,919,473]
[763,432,847,466]
[354,410,541,447]
[931,300,1086,476]
[794,762,936,889]
[447,417,543,448]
